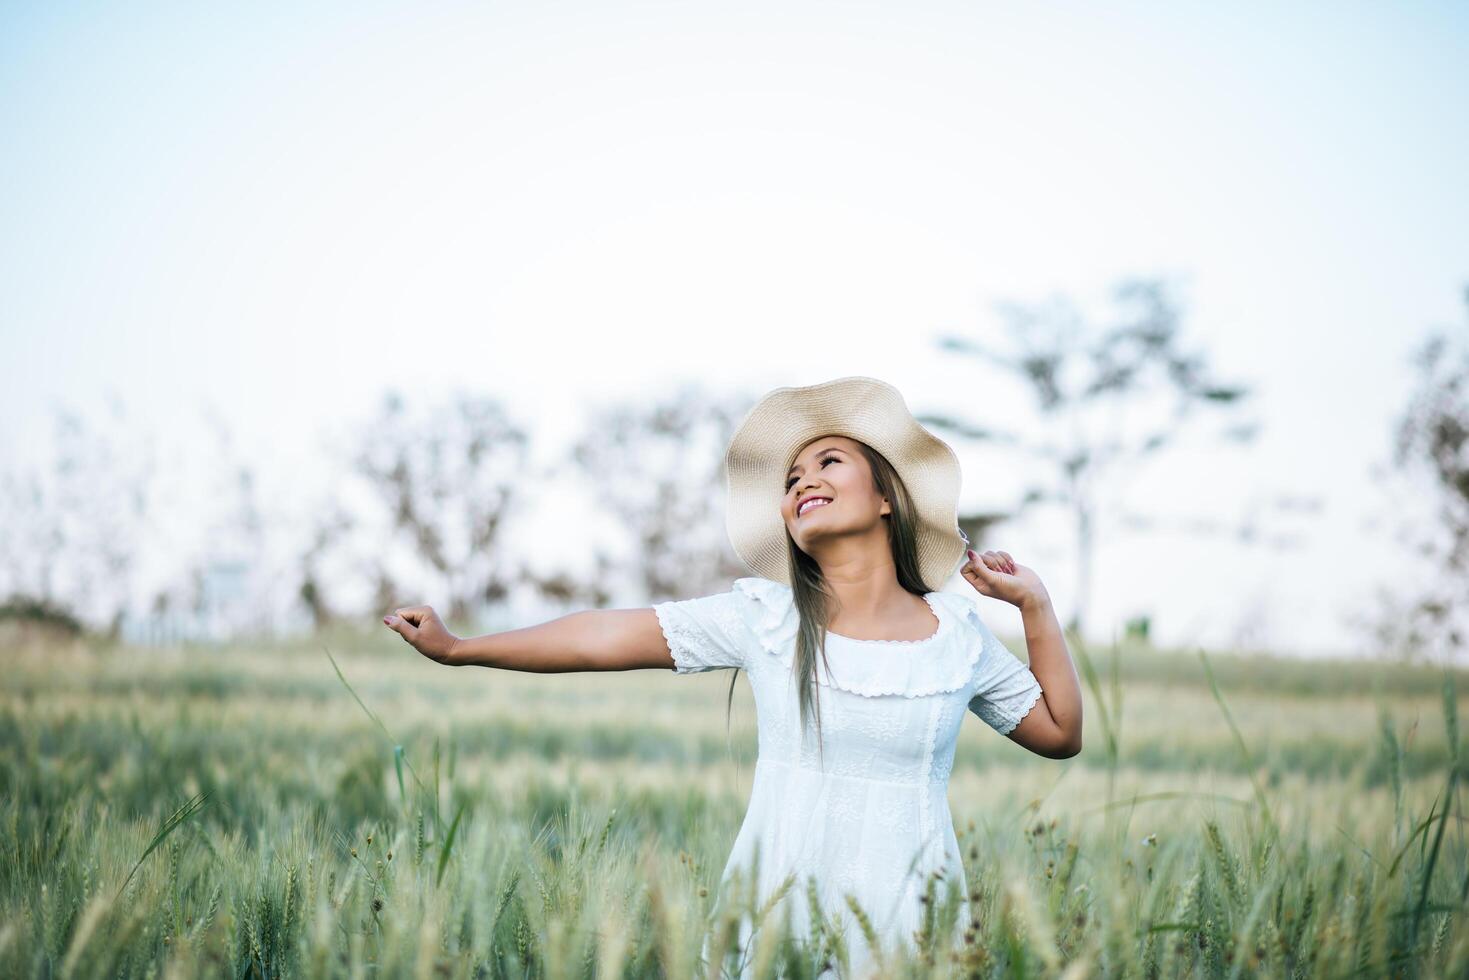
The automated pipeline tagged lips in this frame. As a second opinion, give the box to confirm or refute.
[797,496,832,517]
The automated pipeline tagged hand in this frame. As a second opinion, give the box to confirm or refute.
[960,549,1050,611]
[383,605,461,665]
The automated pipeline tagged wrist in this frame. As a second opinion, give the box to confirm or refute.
[444,635,465,667]
[1018,591,1053,615]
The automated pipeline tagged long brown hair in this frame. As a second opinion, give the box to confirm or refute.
[722,438,935,768]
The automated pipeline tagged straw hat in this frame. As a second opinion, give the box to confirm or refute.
[723,376,970,588]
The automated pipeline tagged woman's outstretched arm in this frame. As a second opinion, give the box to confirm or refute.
[383,605,677,673]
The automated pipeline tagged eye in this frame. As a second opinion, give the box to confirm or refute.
[784,456,837,491]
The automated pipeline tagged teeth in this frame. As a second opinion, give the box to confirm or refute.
[799,498,831,516]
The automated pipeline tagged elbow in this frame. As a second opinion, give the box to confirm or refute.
[1053,730,1082,759]
[1056,712,1083,758]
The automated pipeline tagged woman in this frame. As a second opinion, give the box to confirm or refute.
[383,376,1083,978]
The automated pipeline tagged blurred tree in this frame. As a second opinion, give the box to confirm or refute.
[369,561,404,625]
[297,502,354,631]
[922,277,1264,638]
[569,385,750,602]
[0,594,84,650]
[1377,286,1469,662]
[519,560,614,609]
[0,394,154,641]
[352,391,529,627]
[193,407,273,640]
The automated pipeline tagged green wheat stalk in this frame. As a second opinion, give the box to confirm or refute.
[115,792,209,901]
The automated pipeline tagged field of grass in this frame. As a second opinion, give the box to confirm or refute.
[2,623,1467,978]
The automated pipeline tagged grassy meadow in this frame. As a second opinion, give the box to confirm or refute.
[2,623,1467,978]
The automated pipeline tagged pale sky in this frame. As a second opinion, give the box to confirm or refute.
[2,0,1467,657]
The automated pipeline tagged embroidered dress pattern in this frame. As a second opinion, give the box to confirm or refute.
[653,577,1044,978]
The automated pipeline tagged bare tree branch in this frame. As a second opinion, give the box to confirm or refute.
[926,275,1265,638]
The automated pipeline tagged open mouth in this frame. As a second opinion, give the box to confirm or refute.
[797,496,832,518]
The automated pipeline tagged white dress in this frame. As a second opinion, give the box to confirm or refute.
[653,577,1045,979]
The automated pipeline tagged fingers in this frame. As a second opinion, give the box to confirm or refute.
[393,605,433,627]
[382,613,417,639]
[965,549,1016,575]
[384,604,434,639]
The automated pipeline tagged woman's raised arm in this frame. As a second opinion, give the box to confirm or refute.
[383,605,677,673]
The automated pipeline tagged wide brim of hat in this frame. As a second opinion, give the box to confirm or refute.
[723,376,968,588]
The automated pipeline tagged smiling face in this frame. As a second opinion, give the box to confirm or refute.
[780,434,891,554]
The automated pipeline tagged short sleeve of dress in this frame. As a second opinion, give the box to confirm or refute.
[652,587,754,674]
[966,614,1044,735]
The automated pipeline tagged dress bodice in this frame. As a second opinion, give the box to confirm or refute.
[656,576,1043,744]
[653,576,1044,978]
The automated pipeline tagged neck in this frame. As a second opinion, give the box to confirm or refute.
[812,541,913,619]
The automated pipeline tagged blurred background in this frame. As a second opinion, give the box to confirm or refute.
[2,0,1467,660]
[5,3,1469,977]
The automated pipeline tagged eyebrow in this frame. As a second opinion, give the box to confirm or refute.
[786,446,846,477]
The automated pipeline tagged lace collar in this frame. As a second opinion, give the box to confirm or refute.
[732,577,982,699]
